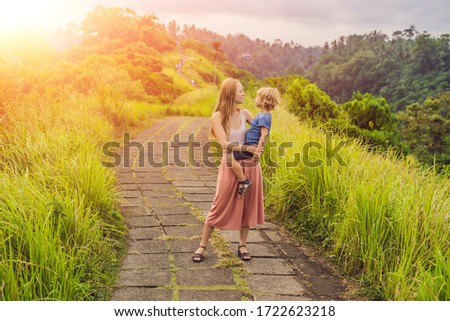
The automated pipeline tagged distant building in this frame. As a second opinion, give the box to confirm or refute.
[240,53,253,60]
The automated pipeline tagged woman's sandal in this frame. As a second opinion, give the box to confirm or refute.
[192,245,206,263]
[237,244,251,261]
[238,178,252,198]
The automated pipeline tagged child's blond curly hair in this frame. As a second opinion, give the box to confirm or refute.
[257,87,281,110]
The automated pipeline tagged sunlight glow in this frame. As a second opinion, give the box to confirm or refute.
[0,1,61,32]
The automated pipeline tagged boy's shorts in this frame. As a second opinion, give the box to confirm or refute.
[233,143,254,160]
[233,150,253,160]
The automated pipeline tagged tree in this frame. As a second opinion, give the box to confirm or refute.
[286,80,339,123]
[342,92,398,132]
[413,33,438,73]
[336,92,400,148]
[398,91,450,169]
[81,6,138,45]
[212,41,223,85]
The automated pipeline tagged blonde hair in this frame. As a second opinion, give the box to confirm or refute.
[209,78,241,139]
[257,87,281,110]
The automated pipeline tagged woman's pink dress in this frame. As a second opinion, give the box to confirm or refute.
[205,110,265,230]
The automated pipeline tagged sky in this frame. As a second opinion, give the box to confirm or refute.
[1,0,449,47]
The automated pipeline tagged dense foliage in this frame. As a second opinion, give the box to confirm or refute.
[309,27,450,112]
[180,24,449,170]
[398,91,450,169]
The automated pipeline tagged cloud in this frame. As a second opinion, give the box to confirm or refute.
[124,0,449,41]
[42,0,450,47]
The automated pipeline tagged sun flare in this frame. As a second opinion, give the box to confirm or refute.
[0,1,61,32]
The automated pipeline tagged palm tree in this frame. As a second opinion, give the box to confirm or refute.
[212,41,223,85]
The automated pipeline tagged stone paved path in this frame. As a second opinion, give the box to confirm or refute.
[111,116,354,301]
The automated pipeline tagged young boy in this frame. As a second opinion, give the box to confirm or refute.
[228,87,281,197]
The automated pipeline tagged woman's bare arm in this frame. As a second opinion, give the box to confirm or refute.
[210,111,256,153]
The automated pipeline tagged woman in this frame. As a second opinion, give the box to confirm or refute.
[192,78,265,262]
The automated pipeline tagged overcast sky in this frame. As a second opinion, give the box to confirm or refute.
[3,0,449,47]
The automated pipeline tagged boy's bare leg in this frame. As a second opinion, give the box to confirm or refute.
[232,158,246,181]
[228,153,245,181]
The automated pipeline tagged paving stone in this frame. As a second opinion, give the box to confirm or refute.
[128,227,164,240]
[145,197,184,206]
[126,216,159,227]
[264,230,293,243]
[179,290,242,301]
[138,183,173,191]
[291,258,347,298]
[176,269,234,286]
[257,221,279,230]
[135,177,169,184]
[115,167,134,174]
[246,275,306,296]
[116,269,170,287]
[122,254,170,269]
[173,252,219,268]
[134,172,165,179]
[120,190,141,198]
[120,198,146,207]
[172,180,206,187]
[111,288,173,301]
[182,194,215,202]
[247,244,278,257]
[120,208,148,219]
[141,189,178,198]
[170,239,207,253]
[203,180,218,187]
[191,202,213,210]
[278,243,309,258]
[116,176,137,184]
[167,173,200,181]
[164,225,203,237]
[117,184,138,190]
[160,214,202,226]
[291,258,332,278]
[244,258,296,275]
[220,230,266,243]
[307,276,347,299]
[127,240,168,254]
[119,205,142,211]
[175,186,213,194]
[198,175,217,181]
[253,294,312,301]
[152,205,192,215]
[133,167,163,173]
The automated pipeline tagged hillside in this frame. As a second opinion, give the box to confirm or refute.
[33,6,253,108]
[180,24,322,78]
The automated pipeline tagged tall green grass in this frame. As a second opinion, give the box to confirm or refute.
[258,105,449,300]
[0,84,217,300]
[0,95,128,300]
[0,128,126,300]
[173,86,218,116]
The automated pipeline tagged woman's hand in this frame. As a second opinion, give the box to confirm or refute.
[253,147,263,162]
[253,151,262,162]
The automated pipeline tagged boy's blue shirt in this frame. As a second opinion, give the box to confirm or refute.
[245,112,272,145]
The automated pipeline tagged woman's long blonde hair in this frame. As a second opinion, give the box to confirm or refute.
[209,78,241,139]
